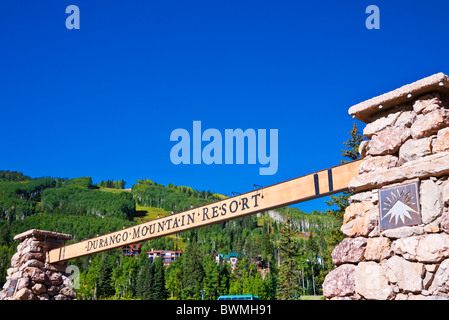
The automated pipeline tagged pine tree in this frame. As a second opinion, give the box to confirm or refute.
[182,241,205,299]
[326,122,364,219]
[203,255,221,300]
[264,263,278,300]
[326,122,364,215]
[229,256,248,295]
[318,122,364,287]
[218,263,230,296]
[136,257,154,300]
[166,258,183,299]
[277,211,302,300]
[96,253,115,298]
[341,122,364,164]
[152,257,167,300]
[250,272,267,299]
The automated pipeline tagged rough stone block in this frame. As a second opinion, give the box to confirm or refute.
[410,109,449,139]
[420,179,443,224]
[332,237,367,265]
[10,252,20,268]
[60,286,76,299]
[441,208,449,233]
[363,111,402,139]
[17,277,32,290]
[394,233,449,263]
[349,152,449,192]
[53,294,69,300]
[413,92,443,115]
[398,137,432,165]
[341,202,378,237]
[395,110,417,128]
[30,268,48,284]
[364,237,392,262]
[18,259,44,271]
[47,285,59,297]
[366,126,411,156]
[46,271,63,285]
[358,155,398,174]
[45,262,68,272]
[434,127,449,152]
[14,288,36,301]
[429,258,449,295]
[355,262,393,300]
[19,252,45,265]
[323,264,356,298]
[383,256,424,293]
[381,226,424,239]
[32,283,46,295]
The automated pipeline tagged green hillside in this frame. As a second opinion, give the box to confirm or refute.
[0,170,339,300]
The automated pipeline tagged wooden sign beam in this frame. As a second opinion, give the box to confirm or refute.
[48,160,361,263]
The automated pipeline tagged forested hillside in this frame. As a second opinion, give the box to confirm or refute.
[0,170,340,300]
[132,179,224,212]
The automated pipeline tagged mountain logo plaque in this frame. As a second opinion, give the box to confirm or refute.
[379,182,421,230]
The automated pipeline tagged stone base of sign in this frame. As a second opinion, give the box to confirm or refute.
[323,73,449,300]
[0,229,76,300]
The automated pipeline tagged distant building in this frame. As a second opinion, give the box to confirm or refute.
[256,255,267,270]
[119,244,141,257]
[223,252,239,269]
[147,248,182,266]
[209,249,224,264]
[209,250,269,278]
[208,250,239,270]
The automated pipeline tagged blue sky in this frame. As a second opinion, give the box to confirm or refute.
[1,0,448,212]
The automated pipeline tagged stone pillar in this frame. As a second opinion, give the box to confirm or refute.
[0,229,76,300]
[323,73,449,300]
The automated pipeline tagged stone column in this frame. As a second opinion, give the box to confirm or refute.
[323,73,449,300]
[0,229,76,300]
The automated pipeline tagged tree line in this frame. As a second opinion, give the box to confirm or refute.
[132,180,223,213]
[98,179,126,189]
